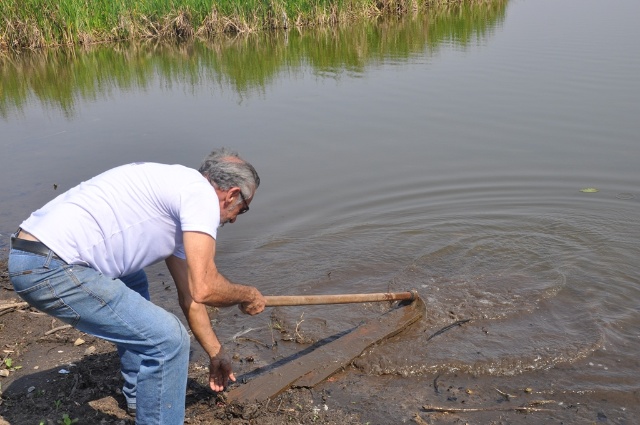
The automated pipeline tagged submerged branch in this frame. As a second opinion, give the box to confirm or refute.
[425,318,471,341]
[234,337,273,349]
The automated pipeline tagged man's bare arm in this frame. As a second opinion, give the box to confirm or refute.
[165,231,265,390]
[180,231,264,313]
[166,253,235,391]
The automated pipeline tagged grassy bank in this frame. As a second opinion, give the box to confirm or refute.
[0,0,502,51]
[0,1,508,118]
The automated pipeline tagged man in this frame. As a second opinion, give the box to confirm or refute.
[7,148,266,424]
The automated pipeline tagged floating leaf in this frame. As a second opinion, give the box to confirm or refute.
[580,188,599,193]
[616,193,635,200]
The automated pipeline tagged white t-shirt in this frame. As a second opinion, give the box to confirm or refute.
[20,163,220,278]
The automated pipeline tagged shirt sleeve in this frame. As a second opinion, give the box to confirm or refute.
[172,178,220,259]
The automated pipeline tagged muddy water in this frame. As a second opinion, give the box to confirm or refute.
[1,0,640,422]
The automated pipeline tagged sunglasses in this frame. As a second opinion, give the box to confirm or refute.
[238,190,250,215]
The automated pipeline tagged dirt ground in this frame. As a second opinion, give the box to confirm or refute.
[0,258,363,425]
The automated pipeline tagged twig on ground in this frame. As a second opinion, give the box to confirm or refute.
[422,402,555,413]
[0,302,28,310]
[44,324,72,335]
[413,413,430,424]
[69,373,80,398]
[0,302,29,317]
[0,302,30,317]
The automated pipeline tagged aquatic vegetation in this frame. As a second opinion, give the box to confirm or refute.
[0,4,507,118]
[0,0,506,51]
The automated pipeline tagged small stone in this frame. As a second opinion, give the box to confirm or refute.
[0,370,10,377]
[74,338,85,346]
[84,346,97,356]
[524,387,533,393]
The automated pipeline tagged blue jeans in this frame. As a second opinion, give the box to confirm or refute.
[8,246,190,425]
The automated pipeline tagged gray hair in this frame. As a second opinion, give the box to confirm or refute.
[198,148,260,201]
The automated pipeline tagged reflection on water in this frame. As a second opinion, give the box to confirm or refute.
[0,1,507,118]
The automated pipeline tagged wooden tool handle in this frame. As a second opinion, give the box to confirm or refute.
[264,290,417,306]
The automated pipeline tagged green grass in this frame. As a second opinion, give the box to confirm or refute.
[0,2,508,118]
[0,0,505,51]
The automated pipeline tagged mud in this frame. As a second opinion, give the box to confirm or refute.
[0,259,360,424]
[1,258,638,425]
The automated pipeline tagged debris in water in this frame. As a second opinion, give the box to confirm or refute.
[616,193,635,200]
[425,319,471,341]
[580,188,599,193]
[231,327,263,341]
[495,388,516,400]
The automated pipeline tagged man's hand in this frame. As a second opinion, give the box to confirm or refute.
[239,287,266,315]
[209,350,236,392]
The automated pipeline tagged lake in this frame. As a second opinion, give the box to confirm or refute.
[1,0,639,422]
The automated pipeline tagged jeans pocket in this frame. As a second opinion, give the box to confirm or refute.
[15,279,81,327]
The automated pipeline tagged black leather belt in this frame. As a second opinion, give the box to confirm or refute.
[11,237,63,261]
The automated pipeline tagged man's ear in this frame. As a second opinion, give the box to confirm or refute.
[227,187,240,204]
[224,187,241,206]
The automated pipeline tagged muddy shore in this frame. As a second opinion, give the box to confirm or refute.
[0,258,365,424]
[2,256,633,425]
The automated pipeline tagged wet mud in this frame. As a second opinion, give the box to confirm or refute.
[1,258,638,424]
